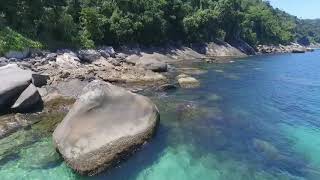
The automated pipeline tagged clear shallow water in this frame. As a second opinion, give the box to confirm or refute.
[1,51,320,179]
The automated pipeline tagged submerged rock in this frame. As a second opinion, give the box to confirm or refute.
[177,74,200,88]
[253,138,279,160]
[157,84,177,91]
[53,80,159,175]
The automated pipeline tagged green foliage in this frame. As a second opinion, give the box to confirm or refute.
[183,9,220,42]
[241,1,295,45]
[296,19,320,45]
[0,27,42,55]
[0,0,319,52]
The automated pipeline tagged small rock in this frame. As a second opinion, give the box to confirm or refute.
[46,53,57,61]
[99,46,116,58]
[116,53,128,60]
[99,50,110,59]
[77,49,101,63]
[0,57,8,67]
[59,71,70,79]
[157,84,177,91]
[108,58,121,66]
[139,59,168,72]
[56,53,81,69]
[32,74,49,87]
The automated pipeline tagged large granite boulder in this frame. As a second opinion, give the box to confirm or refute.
[0,64,32,112]
[53,80,159,175]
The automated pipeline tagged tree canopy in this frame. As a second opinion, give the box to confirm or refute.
[0,0,319,52]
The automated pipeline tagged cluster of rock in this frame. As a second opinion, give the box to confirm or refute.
[256,43,314,54]
[0,64,48,114]
[0,47,171,86]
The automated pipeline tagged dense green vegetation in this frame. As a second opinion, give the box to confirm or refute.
[296,19,320,45]
[0,27,42,55]
[0,0,319,53]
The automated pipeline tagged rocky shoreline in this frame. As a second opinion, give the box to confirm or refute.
[0,40,318,176]
[256,43,318,54]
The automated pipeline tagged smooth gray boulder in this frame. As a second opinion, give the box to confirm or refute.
[0,64,32,112]
[11,84,42,111]
[78,49,101,63]
[53,80,159,175]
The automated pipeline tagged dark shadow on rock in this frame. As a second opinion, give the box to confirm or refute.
[11,100,44,114]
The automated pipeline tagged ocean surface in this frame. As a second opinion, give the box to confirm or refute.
[1,50,320,180]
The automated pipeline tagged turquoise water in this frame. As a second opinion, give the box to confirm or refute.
[1,51,320,179]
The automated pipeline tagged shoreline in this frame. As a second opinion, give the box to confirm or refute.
[0,41,318,141]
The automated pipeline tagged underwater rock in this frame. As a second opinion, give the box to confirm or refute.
[177,74,200,88]
[253,138,279,160]
[53,80,159,175]
[157,84,177,91]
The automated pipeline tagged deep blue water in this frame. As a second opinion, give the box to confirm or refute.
[1,50,320,180]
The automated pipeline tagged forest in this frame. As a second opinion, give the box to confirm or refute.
[0,0,319,54]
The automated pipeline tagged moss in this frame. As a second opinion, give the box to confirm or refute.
[44,96,76,112]
[31,112,66,136]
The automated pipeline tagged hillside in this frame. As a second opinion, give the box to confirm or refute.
[0,0,319,53]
